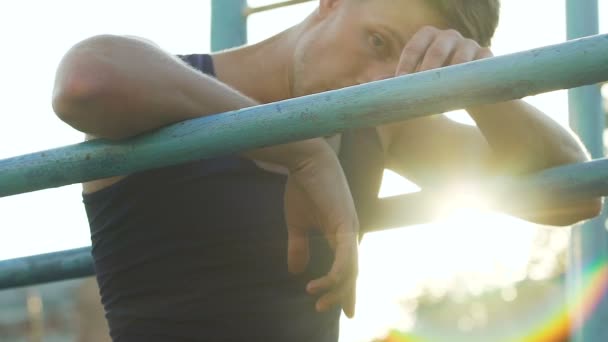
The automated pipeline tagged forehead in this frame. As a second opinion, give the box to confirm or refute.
[350,0,448,37]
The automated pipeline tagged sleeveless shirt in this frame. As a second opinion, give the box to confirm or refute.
[83,53,384,342]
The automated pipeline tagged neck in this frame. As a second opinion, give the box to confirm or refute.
[211,24,302,104]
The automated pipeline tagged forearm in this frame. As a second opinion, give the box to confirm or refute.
[52,35,256,140]
[468,100,600,225]
[467,99,590,174]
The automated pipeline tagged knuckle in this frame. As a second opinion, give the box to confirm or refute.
[420,25,438,34]
[443,29,462,39]
[327,273,340,285]
[479,47,494,58]
[403,43,425,57]
[462,38,479,48]
[451,55,468,65]
[326,292,340,304]
[427,44,448,58]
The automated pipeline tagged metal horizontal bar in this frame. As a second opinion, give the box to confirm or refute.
[244,0,315,16]
[2,157,608,289]
[0,247,94,290]
[370,158,608,231]
[1,34,608,198]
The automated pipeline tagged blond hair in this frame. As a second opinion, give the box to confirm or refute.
[427,0,500,47]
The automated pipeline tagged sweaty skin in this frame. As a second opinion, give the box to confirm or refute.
[53,0,601,318]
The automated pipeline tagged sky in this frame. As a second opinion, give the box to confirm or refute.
[0,1,607,340]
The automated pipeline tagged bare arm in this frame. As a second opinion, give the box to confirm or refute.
[383,27,601,226]
[52,35,358,317]
[52,35,256,139]
[52,35,337,171]
[467,100,589,174]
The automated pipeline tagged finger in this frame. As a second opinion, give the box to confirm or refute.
[314,273,357,318]
[396,26,438,76]
[287,226,310,274]
[315,289,341,313]
[284,178,313,274]
[307,266,339,295]
[449,39,479,66]
[307,227,358,294]
[475,47,494,60]
[342,280,357,318]
[417,30,460,72]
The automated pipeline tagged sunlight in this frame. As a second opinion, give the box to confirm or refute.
[444,109,477,126]
[0,1,595,342]
[378,169,421,198]
[434,184,490,216]
[341,173,548,341]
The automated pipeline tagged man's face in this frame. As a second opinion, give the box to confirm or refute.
[291,0,447,97]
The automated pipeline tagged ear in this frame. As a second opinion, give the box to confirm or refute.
[318,0,343,17]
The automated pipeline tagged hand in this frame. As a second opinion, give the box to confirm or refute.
[396,26,493,76]
[283,143,359,318]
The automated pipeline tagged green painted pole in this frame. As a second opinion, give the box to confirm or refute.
[566,1,608,342]
[244,0,315,16]
[211,0,247,52]
[0,247,94,290]
[1,34,608,198]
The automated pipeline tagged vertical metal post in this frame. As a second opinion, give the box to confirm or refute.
[211,0,248,52]
[566,1,608,341]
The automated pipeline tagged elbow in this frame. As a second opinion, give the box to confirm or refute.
[559,197,603,226]
[536,142,600,226]
[52,35,121,128]
[52,71,101,127]
[530,198,603,227]
[551,135,592,167]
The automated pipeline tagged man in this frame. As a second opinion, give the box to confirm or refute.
[52,0,600,340]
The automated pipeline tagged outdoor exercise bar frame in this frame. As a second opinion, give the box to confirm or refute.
[1,21,608,287]
[566,1,608,341]
[0,1,607,341]
[243,0,315,16]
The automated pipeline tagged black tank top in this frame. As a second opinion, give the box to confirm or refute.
[83,54,384,342]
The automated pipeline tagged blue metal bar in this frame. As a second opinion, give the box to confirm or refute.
[1,34,608,198]
[0,247,94,290]
[244,0,315,16]
[211,0,247,52]
[566,2,608,341]
[2,157,608,290]
[567,1,605,157]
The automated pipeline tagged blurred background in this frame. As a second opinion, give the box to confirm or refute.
[0,0,607,341]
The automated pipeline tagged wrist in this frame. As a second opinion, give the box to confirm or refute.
[243,138,334,172]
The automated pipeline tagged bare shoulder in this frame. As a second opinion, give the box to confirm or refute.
[82,134,126,194]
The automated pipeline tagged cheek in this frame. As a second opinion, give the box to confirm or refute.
[292,32,370,95]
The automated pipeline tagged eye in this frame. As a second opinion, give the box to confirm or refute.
[368,33,389,57]
[369,33,385,48]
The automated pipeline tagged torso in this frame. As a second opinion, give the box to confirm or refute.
[81,53,388,341]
